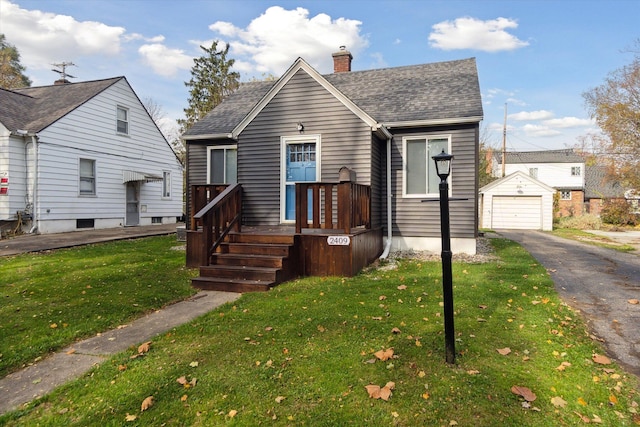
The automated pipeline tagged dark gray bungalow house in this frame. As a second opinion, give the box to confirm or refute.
[182,49,483,292]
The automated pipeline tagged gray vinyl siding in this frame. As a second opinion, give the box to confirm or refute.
[390,123,478,239]
[238,69,374,225]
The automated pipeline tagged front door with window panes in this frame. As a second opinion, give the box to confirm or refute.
[285,142,316,221]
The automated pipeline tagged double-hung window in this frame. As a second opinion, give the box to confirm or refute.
[79,158,96,196]
[403,136,451,197]
[116,106,129,134]
[207,146,237,184]
[162,171,171,198]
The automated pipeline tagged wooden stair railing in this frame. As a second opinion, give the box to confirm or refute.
[192,183,242,265]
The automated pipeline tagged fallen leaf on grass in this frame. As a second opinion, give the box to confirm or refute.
[556,361,572,371]
[125,413,137,421]
[497,347,511,356]
[228,410,238,418]
[365,382,395,401]
[397,285,407,290]
[574,411,591,423]
[275,395,286,403]
[592,354,611,365]
[138,341,151,354]
[374,348,394,361]
[511,386,536,402]
[551,396,568,408]
[391,327,401,334]
[141,396,154,411]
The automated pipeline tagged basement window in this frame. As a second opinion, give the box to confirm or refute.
[152,217,162,224]
[76,219,95,229]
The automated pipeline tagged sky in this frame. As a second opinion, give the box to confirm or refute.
[1,0,638,151]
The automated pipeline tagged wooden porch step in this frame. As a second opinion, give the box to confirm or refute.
[222,242,292,256]
[212,253,285,268]
[191,276,273,293]
[199,265,280,282]
[229,233,294,245]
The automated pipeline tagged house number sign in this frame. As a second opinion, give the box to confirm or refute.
[327,236,350,246]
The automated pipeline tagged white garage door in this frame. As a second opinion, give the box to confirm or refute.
[491,196,542,230]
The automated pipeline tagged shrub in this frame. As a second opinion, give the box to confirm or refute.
[601,199,638,226]
[556,214,602,230]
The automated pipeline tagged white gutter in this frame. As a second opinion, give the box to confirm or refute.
[374,125,393,260]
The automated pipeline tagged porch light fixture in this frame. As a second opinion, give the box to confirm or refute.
[431,149,456,364]
[297,122,304,133]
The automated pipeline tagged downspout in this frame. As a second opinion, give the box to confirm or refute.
[378,127,393,259]
[22,132,39,234]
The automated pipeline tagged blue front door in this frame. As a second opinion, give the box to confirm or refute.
[285,142,316,221]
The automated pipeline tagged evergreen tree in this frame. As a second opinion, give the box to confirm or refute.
[0,34,32,89]
[178,41,239,132]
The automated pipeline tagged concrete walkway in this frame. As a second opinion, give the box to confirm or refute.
[0,225,240,415]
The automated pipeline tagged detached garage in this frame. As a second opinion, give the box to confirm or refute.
[479,171,555,231]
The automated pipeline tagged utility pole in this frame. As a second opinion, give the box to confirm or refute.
[501,103,507,177]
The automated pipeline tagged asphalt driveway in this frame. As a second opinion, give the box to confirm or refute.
[497,230,640,378]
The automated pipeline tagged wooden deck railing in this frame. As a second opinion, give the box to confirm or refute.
[192,183,242,264]
[295,182,371,234]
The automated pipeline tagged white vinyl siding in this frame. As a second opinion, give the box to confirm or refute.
[207,145,237,184]
[79,158,96,195]
[402,136,450,198]
[503,162,584,189]
[116,105,129,134]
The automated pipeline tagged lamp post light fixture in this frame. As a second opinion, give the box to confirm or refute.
[432,149,456,364]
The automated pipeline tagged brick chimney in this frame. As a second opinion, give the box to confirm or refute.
[332,46,352,73]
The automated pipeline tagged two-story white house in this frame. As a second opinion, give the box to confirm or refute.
[0,77,184,237]
[491,149,586,217]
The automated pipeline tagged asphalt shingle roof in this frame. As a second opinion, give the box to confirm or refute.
[184,57,482,137]
[585,165,625,199]
[499,149,585,164]
[0,77,122,133]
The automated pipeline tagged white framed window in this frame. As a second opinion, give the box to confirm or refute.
[571,166,581,177]
[116,105,129,134]
[529,167,538,179]
[207,145,237,184]
[79,158,96,196]
[162,171,171,198]
[402,135,451,197]
[560,190,571,200]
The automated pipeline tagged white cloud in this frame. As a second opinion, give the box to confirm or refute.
[0,0,125,71]
[542,117,593,128]
[138,44,193,78]
[369,52,388,69]
[522,124,562,137]
[208,6,369,76]
[429,17,529,52]
[509,110,554,121]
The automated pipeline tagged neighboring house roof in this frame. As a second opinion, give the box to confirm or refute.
[479,170,556,194]
[584,165,625,199]
[497,148,585,164]
[184,57,483,138]
[0,77,123,133]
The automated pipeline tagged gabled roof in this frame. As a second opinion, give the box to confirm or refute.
[183,57,483,139]
[479,170,556,194]
[584,165,625,199]
[0,77,123,133]
[498,149,585,164]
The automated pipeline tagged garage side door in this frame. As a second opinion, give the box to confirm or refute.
[491,196,542,230]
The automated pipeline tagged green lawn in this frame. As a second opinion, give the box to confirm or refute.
[0,236,197,378]
[1,237,638,426]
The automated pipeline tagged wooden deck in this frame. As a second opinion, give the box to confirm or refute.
[187,183,382,292]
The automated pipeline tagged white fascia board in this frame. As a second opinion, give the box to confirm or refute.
[232,58,379,136]
[181,133,235,141]
[383,116,483,128]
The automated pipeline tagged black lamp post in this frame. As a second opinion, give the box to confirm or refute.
[432,149,456,364]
